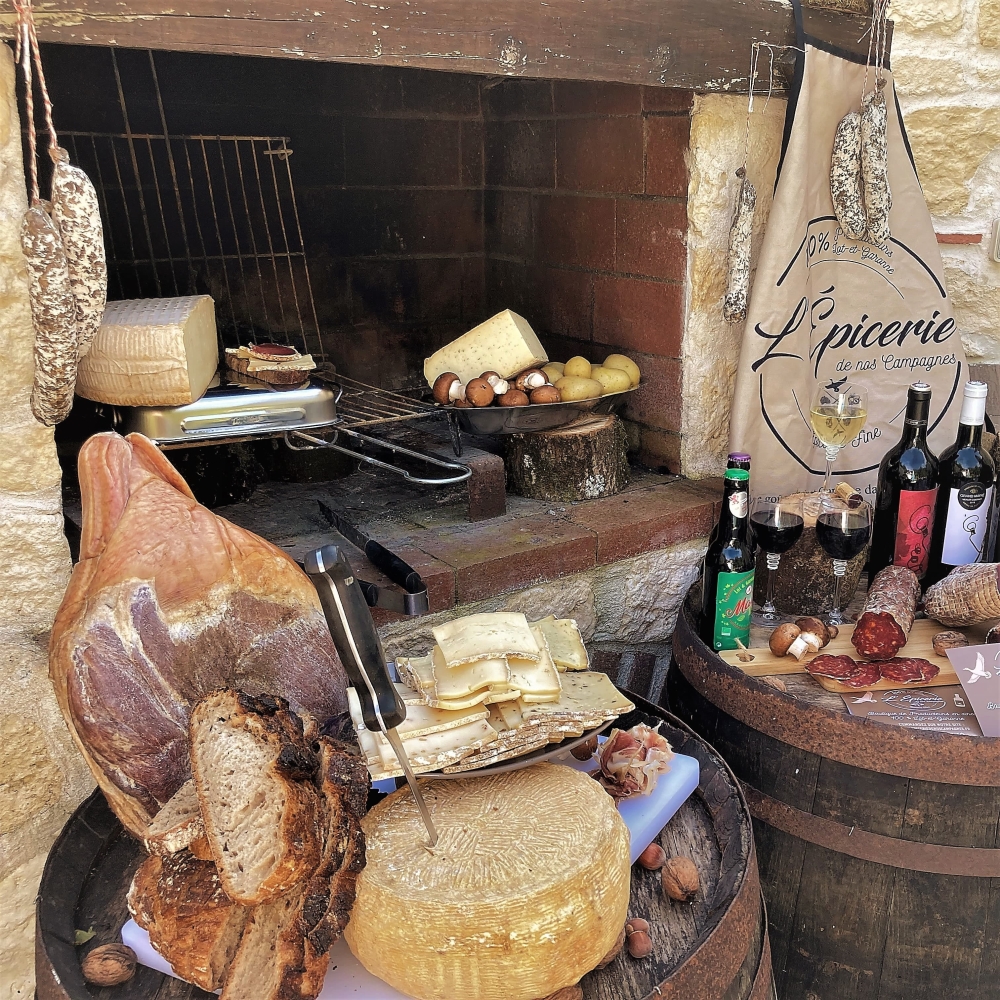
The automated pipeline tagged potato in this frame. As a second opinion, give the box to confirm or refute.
[563,356,593,379]
[541,362,565,383]
[603,354,641,386]
[554,376,603,401]
[590,366,632,394]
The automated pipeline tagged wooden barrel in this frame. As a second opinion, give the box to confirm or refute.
[668,600,1000,1000]
[35,698,774,1000]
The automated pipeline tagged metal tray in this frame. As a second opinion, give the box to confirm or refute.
[449,386,638,435]
[118,378,338,445]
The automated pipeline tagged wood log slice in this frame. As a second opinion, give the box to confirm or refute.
[753,491,867,616]
[503,414,628,502]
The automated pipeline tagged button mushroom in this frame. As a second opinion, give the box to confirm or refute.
[483,373,510,395]
[530,385,561,404]
[497,388,530,407]
[769,618,835,661]
[432,372,465,405]
[514,369,548,392]
[465,377,496,407]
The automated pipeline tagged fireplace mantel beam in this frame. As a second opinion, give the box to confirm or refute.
[0,1,882,91]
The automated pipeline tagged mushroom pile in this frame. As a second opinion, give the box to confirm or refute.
[432,369,560,409]
[768,617,839,660]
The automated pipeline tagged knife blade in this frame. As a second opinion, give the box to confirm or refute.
[303,543,438,846]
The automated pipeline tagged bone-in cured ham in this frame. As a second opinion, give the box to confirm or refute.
[49,432,350,838]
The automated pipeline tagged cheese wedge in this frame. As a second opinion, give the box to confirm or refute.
[77,295,219,406]
[432,612,540,667]
[423,309,548,386]
[530,616,590,671]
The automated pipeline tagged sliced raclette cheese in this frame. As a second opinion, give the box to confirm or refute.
[347,686,489,740]
[530,616,590,671]
[345,764,631,1000]
[373,717,497,769]
[423,309,548,387]
[432,612,540,667]
[76,295,219,406]
[506,627,562,702]
[521,671,635,723]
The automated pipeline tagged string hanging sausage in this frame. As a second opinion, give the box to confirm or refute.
[830,111,867,241]
[722,167,756,324]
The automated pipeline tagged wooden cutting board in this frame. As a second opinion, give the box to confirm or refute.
[717,618,967,692]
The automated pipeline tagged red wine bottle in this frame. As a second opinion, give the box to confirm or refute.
[701,468,755,652]
[869,382,939,584]
[925,381,995,585]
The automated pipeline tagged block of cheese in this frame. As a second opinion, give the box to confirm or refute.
[76,296,219,406]
[531,616,590,671]
[423,309,548,386]
[345,764,631,1000]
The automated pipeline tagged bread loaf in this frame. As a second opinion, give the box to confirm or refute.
[48,432,350,838]
[190,691,322,906]
[127,850,248,992]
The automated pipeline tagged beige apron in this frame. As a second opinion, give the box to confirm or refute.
[729,3,966,500]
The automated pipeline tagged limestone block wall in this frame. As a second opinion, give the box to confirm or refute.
[0,41,93,999]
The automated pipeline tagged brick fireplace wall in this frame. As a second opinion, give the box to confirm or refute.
[482,79,692,471]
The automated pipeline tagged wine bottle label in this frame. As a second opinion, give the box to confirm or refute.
[713,570,754,651]
[942,484,993,565]
[729,490,748,519]
[893,487,938,578]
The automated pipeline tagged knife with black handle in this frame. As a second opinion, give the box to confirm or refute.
[304,543,438,845]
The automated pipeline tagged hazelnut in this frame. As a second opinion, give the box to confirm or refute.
[465,377,495,407]
[625,921,653,959]
[432,372,463,405]
[530,385,562,405]
[637,842,666,870]
[625,917,649,934]
[81,943,137,986]
[933,630,969,655]
[514,369,548,391]
[595,925,626,969]
[570,734,598,760]
[497,388,530,407]
[661,856,700,902]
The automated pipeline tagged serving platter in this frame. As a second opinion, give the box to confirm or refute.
[449,385,638,435]
[717,618,961,692]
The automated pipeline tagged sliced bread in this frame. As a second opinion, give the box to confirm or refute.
[142,779,205,856]
[127,850,248,992]
[190,690,322,905]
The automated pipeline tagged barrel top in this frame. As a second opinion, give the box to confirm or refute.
[673,599,1000,786]
[37,699,771,1000]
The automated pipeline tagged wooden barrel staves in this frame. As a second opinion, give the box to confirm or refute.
[35,699,774,1000]
[668,599,1000,999]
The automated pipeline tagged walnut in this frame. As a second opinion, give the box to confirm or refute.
[81,943,137,986]
[932,631,969,656]
[661,856,700,902]
[595,925,626,969]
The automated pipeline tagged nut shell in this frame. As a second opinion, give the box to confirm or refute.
[530,385,561,405]
[497,388,530,407]
[465,377,495,407]
[637,843,666,870]
[570,734,598,760]
[595,926,626,969]
[626,929,653,959]
[81,944,137,986]
[932,630,969,655]
[661,856,700,902]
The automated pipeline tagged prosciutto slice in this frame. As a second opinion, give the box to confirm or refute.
[50,432,350,837]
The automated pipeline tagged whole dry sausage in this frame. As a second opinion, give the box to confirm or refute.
[851,565,921,660]
[722,167,756,324]
[924,563,1000,627]
[24,202,79,426]
[861,85,891,244]
[50,146,107,359]
[830,110,867,241]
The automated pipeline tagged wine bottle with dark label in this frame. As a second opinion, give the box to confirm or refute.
[701,468,755,651]
[925,381,995,585]
[869,382,939,584]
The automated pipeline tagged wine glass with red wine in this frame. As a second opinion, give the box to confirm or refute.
[815,500,873,626]
[750,496,805,627]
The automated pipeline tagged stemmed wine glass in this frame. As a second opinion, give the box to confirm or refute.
[810,382,869,506]
[815,500,873,626]
[750,496,804,627]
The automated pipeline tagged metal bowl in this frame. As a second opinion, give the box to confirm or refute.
[449,386,639,435]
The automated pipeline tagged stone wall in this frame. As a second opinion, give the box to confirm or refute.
[0,41,93,999]
[679,0,1000,478]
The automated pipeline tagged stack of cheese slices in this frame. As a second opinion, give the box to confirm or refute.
[348,612,634,778]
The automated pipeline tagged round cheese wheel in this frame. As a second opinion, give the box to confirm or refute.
[345,763,630,1000]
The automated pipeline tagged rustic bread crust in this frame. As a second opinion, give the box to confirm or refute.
[127,851,248,992]
[142,779,205,856]
[190,691,323,906]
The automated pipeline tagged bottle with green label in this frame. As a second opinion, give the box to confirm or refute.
[701,468,756,652]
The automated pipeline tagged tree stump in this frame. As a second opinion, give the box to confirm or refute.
[503,415,628,501]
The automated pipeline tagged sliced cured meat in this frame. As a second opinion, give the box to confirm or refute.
[917,659,941,683]
[806,654,862,680]
[877,657,925,684]
[852,566,921,660]
[840,662,883,688]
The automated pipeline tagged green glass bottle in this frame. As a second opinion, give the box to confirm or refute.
[701,468,756,652]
